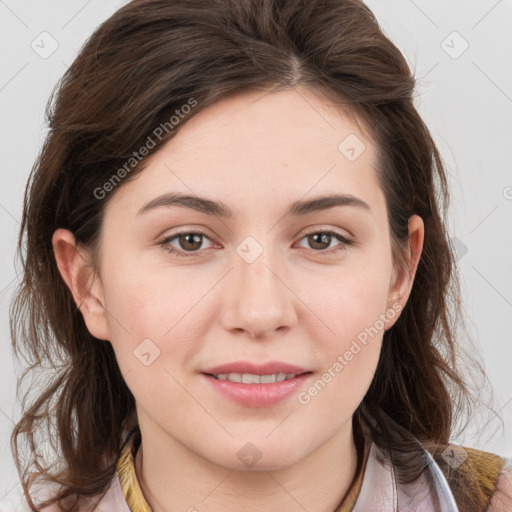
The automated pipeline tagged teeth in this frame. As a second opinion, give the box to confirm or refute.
[214,372,297,383]
[242,373,260,384]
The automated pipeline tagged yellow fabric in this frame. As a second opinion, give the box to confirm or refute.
[116,429,368,512]
[439,445,506,511]
[117,431,152,512]
[461,446,505,507]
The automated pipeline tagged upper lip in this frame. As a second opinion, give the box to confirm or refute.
[201,361,310,376]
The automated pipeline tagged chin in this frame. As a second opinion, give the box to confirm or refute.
[202,440,306,472]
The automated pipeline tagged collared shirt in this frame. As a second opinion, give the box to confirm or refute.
[110,427,505,512]
[22,425,506,512]
[116,428,370,511]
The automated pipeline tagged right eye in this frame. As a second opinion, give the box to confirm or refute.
[159,231,215,258]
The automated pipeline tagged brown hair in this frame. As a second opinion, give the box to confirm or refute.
[10,0,503,510]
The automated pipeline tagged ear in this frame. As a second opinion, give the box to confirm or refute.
[385,215,424,329]
[52,228,111,341]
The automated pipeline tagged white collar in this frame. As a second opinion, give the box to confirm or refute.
[353,441,459,512]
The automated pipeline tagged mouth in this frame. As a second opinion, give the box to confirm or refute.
[205,371,312,384]
[201,360,311,378]
[199,364,314,407]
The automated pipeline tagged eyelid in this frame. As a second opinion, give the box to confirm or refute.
[299,225,353,241]
[158,225,355,257]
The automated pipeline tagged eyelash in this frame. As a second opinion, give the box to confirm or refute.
[158,229,354,258]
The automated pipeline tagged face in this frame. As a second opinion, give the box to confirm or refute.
[54,85,423,471]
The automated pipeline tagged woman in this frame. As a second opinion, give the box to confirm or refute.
[6,0,511,510]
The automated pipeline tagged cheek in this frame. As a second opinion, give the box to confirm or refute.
[304,256,392,346]
[100,248,213,337]
[296,251,392,406]
[98,254,212,394]
[297,274,388,424]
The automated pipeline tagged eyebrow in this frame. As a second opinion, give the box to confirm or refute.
[136,192,371,218]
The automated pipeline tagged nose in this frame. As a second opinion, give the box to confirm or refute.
[220,244,297,340]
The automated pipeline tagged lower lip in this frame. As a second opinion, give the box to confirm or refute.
[201,373,312,408]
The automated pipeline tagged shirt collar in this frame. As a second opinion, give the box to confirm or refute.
[117,429,151,512]
[116,428,370,512]
[115,426,459,512]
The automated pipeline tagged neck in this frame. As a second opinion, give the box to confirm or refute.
[134,416,359,512]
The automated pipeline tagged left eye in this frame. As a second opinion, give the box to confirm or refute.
[159,229,353,258]
[296,230,353,254]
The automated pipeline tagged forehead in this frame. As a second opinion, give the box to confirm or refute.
[106,86,382,219]
[166,86,373,166]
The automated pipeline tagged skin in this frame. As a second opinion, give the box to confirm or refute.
[53,85,424,512]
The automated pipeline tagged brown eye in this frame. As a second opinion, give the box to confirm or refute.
[297,230,354,255]
[159,231,213,257]
[176,233,203,251]
[307,233,333,250]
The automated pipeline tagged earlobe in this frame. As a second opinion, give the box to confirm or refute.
[52,228,111,341]
[385,215,425,327]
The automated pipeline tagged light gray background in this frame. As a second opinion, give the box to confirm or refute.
[1,0,511,504]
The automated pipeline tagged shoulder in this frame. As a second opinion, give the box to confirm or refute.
[0,497,62,512]
[0,476,123,512]
[0,500,35,512]
[487,462,512,512]
[438,445,511,512]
